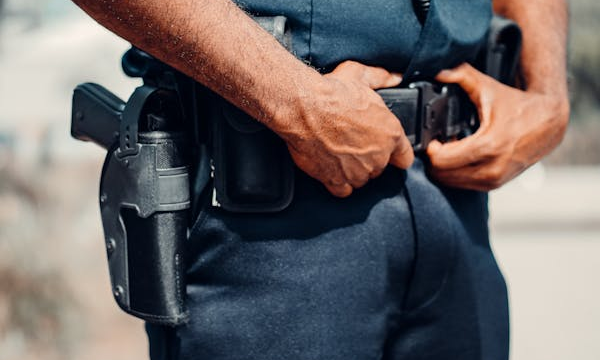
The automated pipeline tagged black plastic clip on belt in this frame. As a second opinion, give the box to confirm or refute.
[377,83,474,152]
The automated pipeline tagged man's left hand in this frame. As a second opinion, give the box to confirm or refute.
[427,63,570,191]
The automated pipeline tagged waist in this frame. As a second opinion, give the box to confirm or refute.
[230,0,418,72]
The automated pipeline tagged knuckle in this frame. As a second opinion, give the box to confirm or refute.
[347,167,371,188]
[453,65,469,82]
[339,60,360,71]
[427,150,443,167]
[337,61,350,69]
[461,63,480,79]
[327,174,347,187]
[395,146,414,169]
[457,63,471,72]
[402,151,415,168]
[351,178,369,189]
[373,152,390,169]
[484,181,502,191]
[369,168,384,179]
[373,162,387,175]
[332,185,353,198]
[480,137,503,158]
[483,166,505,188]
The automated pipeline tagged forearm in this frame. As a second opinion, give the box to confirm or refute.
[493,0,569,99]
[71,0,320,133]
[428,1,571,190]
[72,0,416,196]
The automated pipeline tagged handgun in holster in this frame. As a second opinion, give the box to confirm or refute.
[71,63,193,326]
[70,15,521,326]
[69,17,293,326]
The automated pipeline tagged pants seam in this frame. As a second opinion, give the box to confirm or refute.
[400,181,419,313]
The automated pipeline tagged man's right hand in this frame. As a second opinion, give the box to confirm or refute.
[70,1,412,198]
[272,61,414,198]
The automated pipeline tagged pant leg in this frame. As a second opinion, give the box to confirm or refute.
[147,159,509,360]
[151,166,417,360]
[383,159,509,360]
[442,186,511,360]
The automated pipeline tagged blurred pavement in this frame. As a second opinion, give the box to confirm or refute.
[490,166,600,360]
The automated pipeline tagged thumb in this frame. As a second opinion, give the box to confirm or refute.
[388,136,414,169]
[362,68,403,89]
[330,60,402,89]
[436,63,485,104]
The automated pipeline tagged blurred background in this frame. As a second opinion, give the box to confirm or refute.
[0,0,598,359]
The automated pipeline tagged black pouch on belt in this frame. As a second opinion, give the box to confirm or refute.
[208,16,295,213]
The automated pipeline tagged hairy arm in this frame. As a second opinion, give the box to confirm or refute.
[71,0,315,130]
[426,0,570,190]
[71,0,413,197]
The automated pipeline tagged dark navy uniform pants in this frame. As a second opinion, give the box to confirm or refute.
[147,157,509,360]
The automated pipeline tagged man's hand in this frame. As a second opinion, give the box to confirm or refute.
[427,63,569,191]
[70,1,412,198]
[276,61,414,197]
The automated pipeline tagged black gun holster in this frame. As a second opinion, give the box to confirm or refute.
[73,83,191,326]
[71,15,521,326]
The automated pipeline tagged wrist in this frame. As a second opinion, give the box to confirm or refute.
[533,90,571,130]
[527,79,568,99]
[552,93,571,128]
[262,68,327,141]
[529,85,569,109]
[525,73,570,123]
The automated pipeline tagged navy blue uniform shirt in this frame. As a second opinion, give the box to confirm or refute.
[234,0,491,80]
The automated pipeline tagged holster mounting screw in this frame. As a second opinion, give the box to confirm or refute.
[106,238,116,254]
[114,286,124,299]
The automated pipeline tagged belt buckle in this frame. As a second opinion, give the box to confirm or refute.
[409,82,474,152]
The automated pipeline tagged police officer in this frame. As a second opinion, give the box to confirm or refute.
[70,0,569,359]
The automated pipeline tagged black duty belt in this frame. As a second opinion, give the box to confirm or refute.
[253,15,520,153]
[377,83,475,152]
[257,15,477,152]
